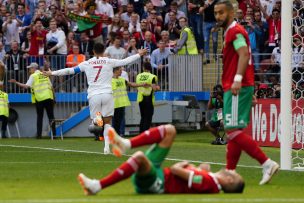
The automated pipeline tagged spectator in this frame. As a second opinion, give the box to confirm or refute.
[160,30,175,49]
[129,0,145,19]
[0,42,5,61]
[133,19,156,43]
[164,10,181,41]
[66,44,86,92]
[108,14,122,35]
[9,62,56,139]
[173,17,198,55]
[54,11,69,36]
[16,3,32,44]
[293,8,302,35]
[150,40,172,89]
[141,1,155,19]
[138,31,157,61]
[79,32,94,58]
[32,5,50,28]
[46,18,67,70]
[292,35,304,70]
[125,37,138,57]
[244,15,262,71]
[128,13,141,35]
[188,0,204,53]
[119,20,130,33]
[5,40,26,92]
[146,9,162,39]
[106,31,117,47]
[66,31,77,55]
[253,10,268,59]
[237,0,257,15]
[95,0,114,44]
[258,0,281,53]
[66,44,86,67]
[200,0,219,62]
[28,19,47,67]
[259,0,276,19]
[83,1,105,44]
[121,3,135,23]
[104,37,126,59]
[235,9,245,24]
[2,12,22,52]
[164,1,186,25]
[136,62,160,133]
[245,7,254,18]
[121,30,131,50]
[25,0,39,15]
[0,87,9,138]
[205,84,226,145]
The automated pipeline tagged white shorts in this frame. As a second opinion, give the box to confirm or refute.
[88,93,114,118]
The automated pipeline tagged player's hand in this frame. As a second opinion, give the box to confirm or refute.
[138,48,148,56]
[42,69,52,77]
[199,163,211,171]
[8,79,16,83]
[231,81,242,95]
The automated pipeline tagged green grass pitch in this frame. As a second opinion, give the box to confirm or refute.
[1,130,304,203]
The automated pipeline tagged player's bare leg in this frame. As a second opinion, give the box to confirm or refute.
[78,151,151,195]
[109,124,176,157]
[226,129,279,185]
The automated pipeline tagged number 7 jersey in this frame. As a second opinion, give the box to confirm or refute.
[222,21,255,92]
[77,54,140,99]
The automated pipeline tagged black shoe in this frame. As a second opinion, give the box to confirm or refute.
[36,135,42,139]
[211,138,227,145]
[2,135,7,138]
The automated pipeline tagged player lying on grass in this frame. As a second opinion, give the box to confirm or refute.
[78,124,245,195]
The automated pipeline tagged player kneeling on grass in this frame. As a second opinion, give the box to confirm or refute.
[78,124,245,195]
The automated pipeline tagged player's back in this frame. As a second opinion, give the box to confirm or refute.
[163,167,220,194]
[83,56,115,98]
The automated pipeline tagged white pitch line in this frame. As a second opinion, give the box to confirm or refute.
[0,144,262,169]
[1,198,304,203]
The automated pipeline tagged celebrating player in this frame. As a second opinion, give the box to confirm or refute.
[214,0,279,185]
[78,125,245,195]
[43,43,147,154]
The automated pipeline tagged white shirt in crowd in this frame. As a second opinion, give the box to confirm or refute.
[52,54,140,98]
[3,20,20,45]
[105,46,126,59]
[46,28,67,55]
[95,0,114,28]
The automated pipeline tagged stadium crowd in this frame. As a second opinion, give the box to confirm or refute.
[0,0,302,98]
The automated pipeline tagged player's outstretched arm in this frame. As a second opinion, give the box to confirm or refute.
[43,67,77,77]
[111,48,148,67]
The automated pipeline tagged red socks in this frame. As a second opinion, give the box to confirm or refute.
[130,126,165,148]
[226,130,268,170]
[100,157,138,189]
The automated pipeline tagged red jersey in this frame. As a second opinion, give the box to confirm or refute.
[163,167,220,194]
[28,29,48,56]
[222,21,254,92]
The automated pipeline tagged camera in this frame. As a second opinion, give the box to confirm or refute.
[240,21,248,26]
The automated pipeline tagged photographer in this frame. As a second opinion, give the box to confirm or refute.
[205,84,226,145]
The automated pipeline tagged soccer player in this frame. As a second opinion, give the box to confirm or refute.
[78,124,245,195]
[214,0,279,185]
[43,43,147,154]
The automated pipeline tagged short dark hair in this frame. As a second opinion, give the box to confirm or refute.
[215,0,234,11]
[143,62,152,72]
[93,43,105,54]
[222,180,245,193]
[17,3,25,8]
[34,18,43,24]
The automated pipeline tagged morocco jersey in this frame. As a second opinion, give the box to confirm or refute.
[163,167,221,194]
[222,21,254,92]
[52,54,140,99]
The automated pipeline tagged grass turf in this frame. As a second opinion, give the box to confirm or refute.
[0,130,304,203]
